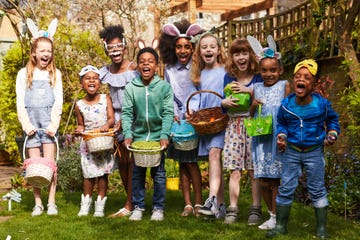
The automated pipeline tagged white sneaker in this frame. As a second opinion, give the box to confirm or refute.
[78,194,92,217]
[31,205,44,217]
[258,212,276,230]
[129,206,144,221]
[47,203,58,215]
[150,208,164,221]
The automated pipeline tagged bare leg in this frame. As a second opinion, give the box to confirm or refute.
[180,163,192,206]
[42,143,56,204]
[97,175,108,198]
[229,170,241,207]
[248,170,261,206]
[186,162,202,206]
[208,148,224,204]
[83,178,95,196]
[118,143,133,210]
[28,147,43,206]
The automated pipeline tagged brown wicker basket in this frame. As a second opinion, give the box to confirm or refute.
[82,129,115,153]
[186,90,229,135]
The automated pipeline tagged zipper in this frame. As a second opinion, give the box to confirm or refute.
[145,86,151,141]
[282,105,304,143]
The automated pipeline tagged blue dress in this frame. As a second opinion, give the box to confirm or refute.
[252,80,287,179]
[188,66,226,157]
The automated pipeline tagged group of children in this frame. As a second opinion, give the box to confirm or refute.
[16,18,340,239]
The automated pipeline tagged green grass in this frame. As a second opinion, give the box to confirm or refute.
[0,189,359,240]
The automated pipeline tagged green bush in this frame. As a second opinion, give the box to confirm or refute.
[56,135,83,192]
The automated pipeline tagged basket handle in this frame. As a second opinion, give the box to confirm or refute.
[23,128,59,162]
[126,145,165,152]
[81,128,116,136]
[186,90,223,115]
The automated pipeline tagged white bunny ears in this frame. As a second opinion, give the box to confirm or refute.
[162,23,202,39]
[246,35,281,61]
[26,18,58,41]
[137,38,159,50]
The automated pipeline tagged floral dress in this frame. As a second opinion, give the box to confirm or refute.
[252,80,287,179]
[77,94,115,178]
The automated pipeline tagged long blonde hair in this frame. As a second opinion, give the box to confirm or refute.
[26,37,57,88]
[190,33,227,86]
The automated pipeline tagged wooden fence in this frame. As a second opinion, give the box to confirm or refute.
[215,0,350,61]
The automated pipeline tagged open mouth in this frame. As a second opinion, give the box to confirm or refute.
[109,51,122,57]
[142,67,151,74]
[178,54,189,62]
[40,57,50,65]
[204,53,213,61]
[295,83,305,93]
[88,84,96,91]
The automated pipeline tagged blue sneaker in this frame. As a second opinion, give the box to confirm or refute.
[216,203,226,219]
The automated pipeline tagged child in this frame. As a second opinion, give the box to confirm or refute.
[16,18,62,216]
[159,19,203,217]
[122,46,174,221]
[99,25,138,217]
[247,35,291,230]
[74,65,115,217]
[187,30,227,219]
[267,59,340,239]
[221,38,263,224]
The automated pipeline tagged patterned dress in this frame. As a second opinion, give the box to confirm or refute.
[252,80,287,178]
[77,94,115,178]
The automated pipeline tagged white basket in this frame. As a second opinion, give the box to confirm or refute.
[128,146,164,167]
[173,138,198,151]
[23,130,59,188]
[25,163,53,188]
[85,136,114,153]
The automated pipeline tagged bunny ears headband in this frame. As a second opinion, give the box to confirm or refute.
[246,35,281,61]
[163,23,202,40]
[26,18,58,41]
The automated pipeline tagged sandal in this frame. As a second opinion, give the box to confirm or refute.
[224,206,239,224]
[181,205,194,217]
[194,204,203,217]
[109,207,132,218]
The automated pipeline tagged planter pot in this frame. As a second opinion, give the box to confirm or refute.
[166,177,180,190]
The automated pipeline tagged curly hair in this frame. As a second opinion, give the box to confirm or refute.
[190,33,227,86]
[99,25,125,44]
[225,38,258,78]
[158,19,194,65]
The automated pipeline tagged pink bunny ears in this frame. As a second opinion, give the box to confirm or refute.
[162,23,202,39]
[26,18,58,41]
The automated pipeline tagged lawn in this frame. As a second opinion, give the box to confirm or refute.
[0,189,359,240]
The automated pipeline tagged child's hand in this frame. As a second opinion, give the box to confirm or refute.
[100,124,109,132]
[74,126,85,136]
[46,129,55,137]
[26,128,37,136]
[160,139,169,149]
[277,134,287,152]
[114,120,122,132]
[231,82,251,94]
[174,116,180,123]
[324,134,336,146]
[185,110,193,121]
[124,138,133,148]
[221,97,239,109]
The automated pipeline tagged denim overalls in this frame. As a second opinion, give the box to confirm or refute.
[24,80,55,148]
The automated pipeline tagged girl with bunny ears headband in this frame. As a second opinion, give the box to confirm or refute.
[246,35,281,61]
[26,18,58,42]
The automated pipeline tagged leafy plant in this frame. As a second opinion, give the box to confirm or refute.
[165,158,179,178]
[56,135,83,192]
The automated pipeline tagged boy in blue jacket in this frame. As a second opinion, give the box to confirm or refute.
[267,59,340,239]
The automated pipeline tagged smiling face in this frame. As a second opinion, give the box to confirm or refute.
[293,67,316,105]
[106,37,126,64]
[260,58,283,87]
[175,37,193,65]
[233,50,250,73]
[138,52,158,85]
[32,38,53,70]
[81,71,100,96]
[199,35,220,68]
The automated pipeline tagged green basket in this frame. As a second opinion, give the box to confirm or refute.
[244,105,273,137]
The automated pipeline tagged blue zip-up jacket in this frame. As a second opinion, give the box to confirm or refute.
[122,75,174,141]
[276,93,340,148]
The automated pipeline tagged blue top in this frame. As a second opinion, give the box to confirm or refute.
[164,61,194,119]
[276,93,340,148]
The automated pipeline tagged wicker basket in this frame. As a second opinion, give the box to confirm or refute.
[186,90,229,135]
[82,129,115,153]
[23,132,59,188]
[171,120,198,151]
[128,141,164,167]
